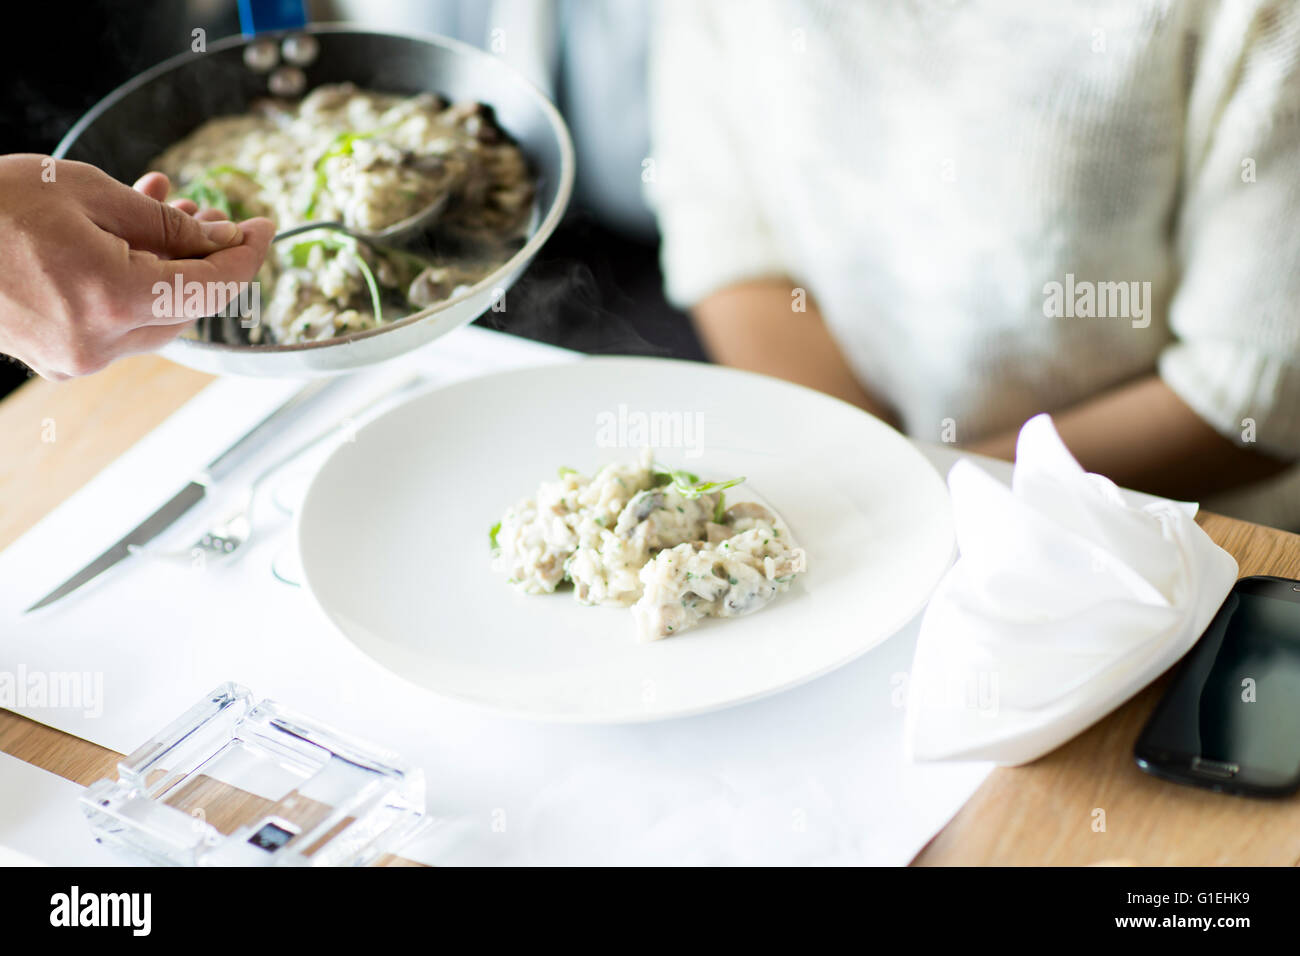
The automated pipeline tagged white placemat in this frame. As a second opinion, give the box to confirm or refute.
[0,327,994,865]
[0,751,144,866]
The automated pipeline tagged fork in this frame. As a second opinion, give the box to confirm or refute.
[138,371,421,565]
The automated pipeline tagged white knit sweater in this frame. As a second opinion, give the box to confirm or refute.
[647,0,1300,529]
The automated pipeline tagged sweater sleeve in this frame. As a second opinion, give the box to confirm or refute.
[1158,1,1300,460]
[644,0,788,308]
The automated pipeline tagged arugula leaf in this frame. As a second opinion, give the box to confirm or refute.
[304,125,398,217]
[652,465,745,501]
[305,132,362,217]
[287,241,319,269]
[177,166,259,219]
[652,469,698,487]
[489,521,501,552]
[205,164,258,182]
[177,180,231,217]
[284,232,384,323]
[348,242,384,324]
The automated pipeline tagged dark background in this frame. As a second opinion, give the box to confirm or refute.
[0,2,702,398]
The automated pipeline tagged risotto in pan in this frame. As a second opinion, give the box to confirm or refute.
[150,83,535,345]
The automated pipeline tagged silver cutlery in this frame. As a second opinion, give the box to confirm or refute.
[25,376,344,612]
[271,191,450,247]
[163,371,422,564]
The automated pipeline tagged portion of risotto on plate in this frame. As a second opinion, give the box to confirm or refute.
[150,83,535,345]
[490,450,807,640]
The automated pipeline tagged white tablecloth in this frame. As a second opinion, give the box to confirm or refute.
[0,327,994,865]
[0,751,143,866]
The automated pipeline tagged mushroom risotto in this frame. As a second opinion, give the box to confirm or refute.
[150,83,535,345]
[491,451,808,641]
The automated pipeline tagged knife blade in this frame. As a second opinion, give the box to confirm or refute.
[25,378,338,613]
[24,482,208,612]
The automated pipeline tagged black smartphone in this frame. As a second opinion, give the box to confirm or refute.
[1135,574,1300,796]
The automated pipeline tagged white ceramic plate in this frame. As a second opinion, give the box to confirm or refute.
[297,358,955,722]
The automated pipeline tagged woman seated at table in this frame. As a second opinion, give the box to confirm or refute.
[646,0,1300,529]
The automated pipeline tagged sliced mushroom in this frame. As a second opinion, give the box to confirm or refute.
[407,266,454,308]
[705,521,732,544]
[723,502,775,525]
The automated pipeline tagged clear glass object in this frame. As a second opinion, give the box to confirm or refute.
[80,682,425,866]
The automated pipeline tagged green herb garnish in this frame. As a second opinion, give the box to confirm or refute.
[178,180,231,217]
[489,521,501,552]
[304,126,398,217]
[286,232,384,323]
[177,165,259,219]
[652,466,746,501]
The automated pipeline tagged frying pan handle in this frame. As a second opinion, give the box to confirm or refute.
[237,0,307,35]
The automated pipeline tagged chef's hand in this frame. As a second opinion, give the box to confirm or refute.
[0,154,274,380]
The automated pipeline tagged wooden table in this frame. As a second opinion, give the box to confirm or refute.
[3,355,1299,866]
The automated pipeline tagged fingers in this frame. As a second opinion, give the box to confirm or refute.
[114,320,191,358]
[84,167,246,258]
[18,163,269,378]
[132,171,171,202]
[132,217,275,325]
[134,171,221,219]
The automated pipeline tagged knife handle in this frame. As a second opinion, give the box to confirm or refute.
[245,371,422,493]
[200,378,340,485]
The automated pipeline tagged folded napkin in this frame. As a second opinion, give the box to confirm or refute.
[904,414,1239,765]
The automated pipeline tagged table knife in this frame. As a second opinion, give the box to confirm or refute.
[25,377,339,612]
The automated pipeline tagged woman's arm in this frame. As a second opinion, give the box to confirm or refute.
[693,278,896,422]
[967,374,1292,499]
[696,280,1292,501]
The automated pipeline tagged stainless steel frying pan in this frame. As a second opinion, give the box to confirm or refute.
[54,24,574,377]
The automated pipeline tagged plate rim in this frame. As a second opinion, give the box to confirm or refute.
[296,355,956,723]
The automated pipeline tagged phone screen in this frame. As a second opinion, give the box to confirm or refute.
[1139,582,1300,790]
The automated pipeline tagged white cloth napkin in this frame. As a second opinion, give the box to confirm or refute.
[905,414,1239,766]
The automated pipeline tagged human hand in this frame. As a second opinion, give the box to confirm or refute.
[0,154,274,379]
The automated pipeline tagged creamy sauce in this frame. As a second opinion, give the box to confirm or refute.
[150,84,535,345]
[492,450,808,641]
